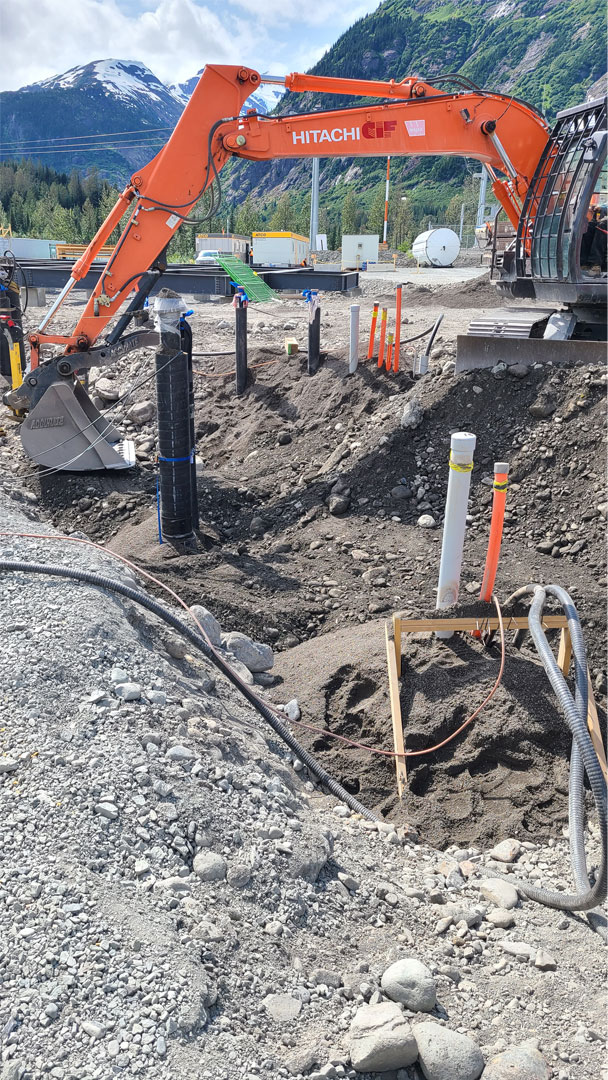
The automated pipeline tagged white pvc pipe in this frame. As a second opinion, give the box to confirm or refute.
[435,431,477,639]
[349,304,360,374]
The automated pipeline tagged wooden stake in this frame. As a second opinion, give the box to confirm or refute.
[558,626,572,677]
[386,622,407,797]
[586,668,608,784]
[393,613,402,676]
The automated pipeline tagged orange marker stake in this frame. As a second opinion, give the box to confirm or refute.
[479,461,510,610]
[377,307,388,369]
[367,302,379,360]
[386,331,394,372]
[394,284,402,372]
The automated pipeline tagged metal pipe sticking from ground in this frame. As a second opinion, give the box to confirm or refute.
[306,290,321,375]
[435,431,476,639]
[153,290,198,545]
[349,304,360,374]
[234,287,248,395]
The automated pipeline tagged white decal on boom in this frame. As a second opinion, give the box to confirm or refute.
[404,119,425,137]
[292,127,361,145]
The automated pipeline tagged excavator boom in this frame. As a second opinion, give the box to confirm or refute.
[5,63,561,471]
[30,65,549,360]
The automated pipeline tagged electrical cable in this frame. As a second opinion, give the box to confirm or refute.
[0,530,504,766]
[0,544,379,822]
[1,125,173,147]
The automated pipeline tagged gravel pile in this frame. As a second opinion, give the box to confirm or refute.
[1,483,606,1080]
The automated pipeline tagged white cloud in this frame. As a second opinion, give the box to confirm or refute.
[1,0,382,92]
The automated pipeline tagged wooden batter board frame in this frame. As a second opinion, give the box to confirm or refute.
[386,613,607,799]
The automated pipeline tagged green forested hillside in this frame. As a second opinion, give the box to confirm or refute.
[2,0,605,255]
[224,0,607,241]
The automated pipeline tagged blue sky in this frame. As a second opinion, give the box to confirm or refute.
[3,0,382,91]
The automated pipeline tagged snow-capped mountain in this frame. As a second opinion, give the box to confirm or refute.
[0,59,286,185]
[21,59,183,127]
[170,71,285,115]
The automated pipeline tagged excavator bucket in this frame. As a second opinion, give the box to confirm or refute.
[20,380,135,471]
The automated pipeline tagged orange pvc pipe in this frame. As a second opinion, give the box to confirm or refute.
[386,332,394,372]
[394,284,402,372]
[377,307,387,369]
[479,463,509,602]
[367,302,379,359]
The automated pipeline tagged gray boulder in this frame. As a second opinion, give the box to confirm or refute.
[192,851,227,882]
[401,399,423,430]
[482,1044,551,1080]
[381,958,436,1012]
[413,1022,484,1080]
[349,1002,418,1073]
[128,400,155,424]
[189,604,222,647]
[221,631,274,672]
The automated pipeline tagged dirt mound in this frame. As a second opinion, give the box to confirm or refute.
[272,623,578,850]
[405,271,509,308]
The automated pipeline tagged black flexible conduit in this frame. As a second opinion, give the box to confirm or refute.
[0,559,378,822]
[496,584,607,915]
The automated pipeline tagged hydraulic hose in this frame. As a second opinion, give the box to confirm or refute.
[0,558,378,822]
[499,584,607,913]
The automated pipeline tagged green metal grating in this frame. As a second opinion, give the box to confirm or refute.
[214,254,279,302]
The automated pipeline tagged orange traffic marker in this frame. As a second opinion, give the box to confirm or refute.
[367,302,379,360]
[377,307,388,369]
[394,284,402,372]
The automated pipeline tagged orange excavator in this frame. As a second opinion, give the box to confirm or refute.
[4,65,607,468]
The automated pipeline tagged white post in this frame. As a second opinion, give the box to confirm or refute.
[309,158,320,253]
[459,202,465,242]
[383,156,390,245]
[349,304,360,374]
[435,431,476,639]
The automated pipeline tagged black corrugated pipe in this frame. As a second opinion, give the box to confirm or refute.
[0,559,379,822]
[153,290,197,542]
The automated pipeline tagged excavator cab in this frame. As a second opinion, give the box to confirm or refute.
[497,96,607,333]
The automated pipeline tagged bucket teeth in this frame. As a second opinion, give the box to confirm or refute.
[20,381,135,471]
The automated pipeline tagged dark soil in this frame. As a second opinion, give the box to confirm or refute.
[6,277,606,849]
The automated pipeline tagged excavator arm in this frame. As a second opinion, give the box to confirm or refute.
[28,64,549,366]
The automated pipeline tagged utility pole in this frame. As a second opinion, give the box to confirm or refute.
[476,166,489,228]
[382,156,391,246]
[309,158,319,253]
[459,202,465,242]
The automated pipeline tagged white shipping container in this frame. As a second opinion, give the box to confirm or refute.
[195,233,250,258]
[341,234,379,269]
[252,232,310,266]
[0,236,62,260]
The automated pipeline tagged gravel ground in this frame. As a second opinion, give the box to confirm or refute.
[0,483,607,1080]
[1,272,606,1080]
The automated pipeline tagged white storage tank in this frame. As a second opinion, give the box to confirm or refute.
[412,228,460,267]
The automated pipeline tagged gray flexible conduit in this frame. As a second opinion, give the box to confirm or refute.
[0,559,378,822]
[500,584,607,914]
